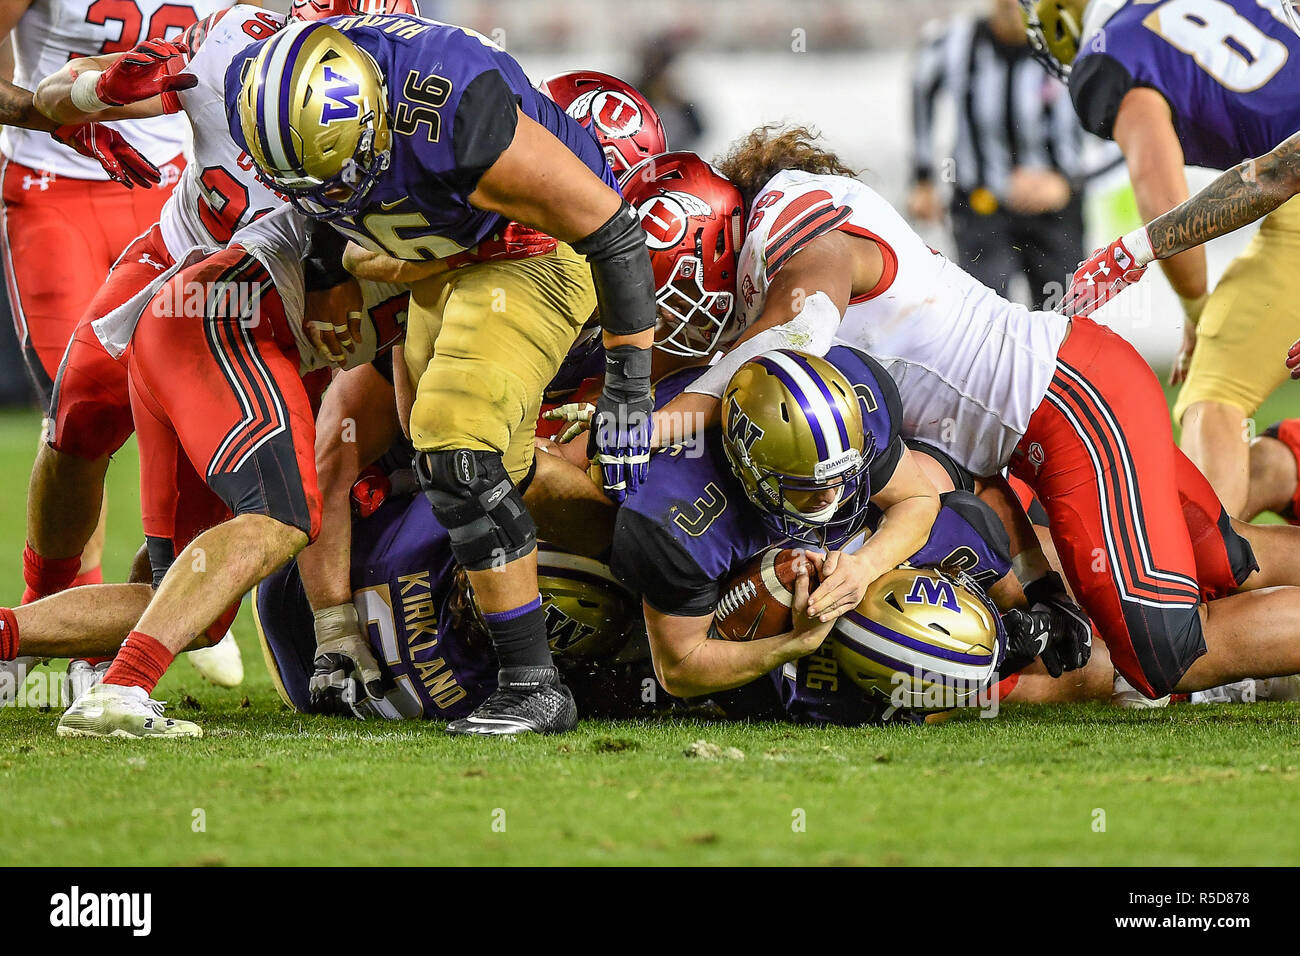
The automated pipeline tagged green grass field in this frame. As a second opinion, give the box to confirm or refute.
[2,388,1300,867]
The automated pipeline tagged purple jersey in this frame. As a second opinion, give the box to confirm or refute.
[255,491,496,719]
[226,14,619,258]
[611,346,907,617]
[774,490,1013,726]
[1070,0,1300,168]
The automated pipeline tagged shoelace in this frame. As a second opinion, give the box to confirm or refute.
[143,698,167,717]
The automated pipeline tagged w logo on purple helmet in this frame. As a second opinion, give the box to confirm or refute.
[321,66,361,124]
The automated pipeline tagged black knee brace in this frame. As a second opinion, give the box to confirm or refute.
[415,449,537,571]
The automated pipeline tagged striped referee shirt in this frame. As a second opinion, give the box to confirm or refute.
[912,16,1084,200]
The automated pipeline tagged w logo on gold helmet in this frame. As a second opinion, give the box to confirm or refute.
[238,21,392,219]
[721,350,871,547]
[832,567,1006,711]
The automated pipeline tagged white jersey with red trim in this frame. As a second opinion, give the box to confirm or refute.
[0,0,234,178]
[736,170,1069,477]
[230,205,409,374]
[158,4,287,258]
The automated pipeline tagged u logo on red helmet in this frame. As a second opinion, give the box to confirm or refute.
[636,191,712,250]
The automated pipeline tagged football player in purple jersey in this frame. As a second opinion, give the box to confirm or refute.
[1024,0,1300,517]
[228,14,661,735]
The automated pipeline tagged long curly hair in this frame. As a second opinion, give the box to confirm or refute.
[715,124,858,212]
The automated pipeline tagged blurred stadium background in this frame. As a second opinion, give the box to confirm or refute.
[0,0,1264,400]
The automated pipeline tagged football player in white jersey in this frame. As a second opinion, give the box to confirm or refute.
[1,0,238,619]
[655,126,1300,704]
[20,0,413,691]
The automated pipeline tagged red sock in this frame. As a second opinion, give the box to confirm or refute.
[71,567,103,588]
[0,607,18,661]
[21,545,82,605]
[102,631,175,695]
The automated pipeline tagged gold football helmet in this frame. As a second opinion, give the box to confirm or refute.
[721,350,871,546]
[537,543,637,660]
[237,21,392,219]
[832,567,1006,711]
[1019,1,1090,79]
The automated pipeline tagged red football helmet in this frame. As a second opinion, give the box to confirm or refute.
[540,70,667,179]
[290,0,421,21]
[622,151,744,358]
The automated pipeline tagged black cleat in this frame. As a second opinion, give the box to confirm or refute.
[446,665,577,737]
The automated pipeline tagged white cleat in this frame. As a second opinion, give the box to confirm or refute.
[0,657,39,707]
[57,683,202,738]
[67,659,111,703]
[186,631,244,688]
[1111,671,1170,709]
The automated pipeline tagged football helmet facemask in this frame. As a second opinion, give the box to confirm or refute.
[721,350,871,547]
[1018,0,1089,80]
[622,151,743,359]
[239,21,392,220]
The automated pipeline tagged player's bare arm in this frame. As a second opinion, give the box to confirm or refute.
[654,230,881,444]
[34,53,167,123]
[469,108,653,356]
[643,559,833,699]
[1146,131,1300,260]
[1112,88,1207,304]
[342,242,446,284]
[0,78,57,131]
[807,446,940,622]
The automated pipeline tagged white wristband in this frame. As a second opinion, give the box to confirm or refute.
[1121,225,1155,268]
[70,70,109,114]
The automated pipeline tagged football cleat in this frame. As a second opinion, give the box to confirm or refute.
[1111,670,1169,709]
[186,632,244,688]
[57,684,202,738]
[446,666,577,737]
[67,658,111,703]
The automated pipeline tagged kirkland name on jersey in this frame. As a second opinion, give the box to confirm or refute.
[257,491,495,719]
[1071,0,1300,168]
[159,5,291,257]
[737,170,1069,477]
[1,0,235,178]
[224,14,618,261]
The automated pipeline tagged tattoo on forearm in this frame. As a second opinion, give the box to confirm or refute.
[1147,135,1300,259]
[0,79,56,132]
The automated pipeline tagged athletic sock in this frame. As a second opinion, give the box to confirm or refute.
[483,596,553,669]
[0,607,18,661]
[21,546,81,605]
[71,566,103,588]
[102,631,175,695]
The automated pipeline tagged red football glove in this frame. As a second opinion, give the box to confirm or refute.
[350,466,392,519]
[51,124,161,189]
[94,39,197,107]
[1059,230,1152,317]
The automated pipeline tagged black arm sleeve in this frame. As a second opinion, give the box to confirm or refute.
[302,219,350,292]
[610,508,719,617]
[1068,54,1138,140]
[451,69,521,196]
[571,202,657,337]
